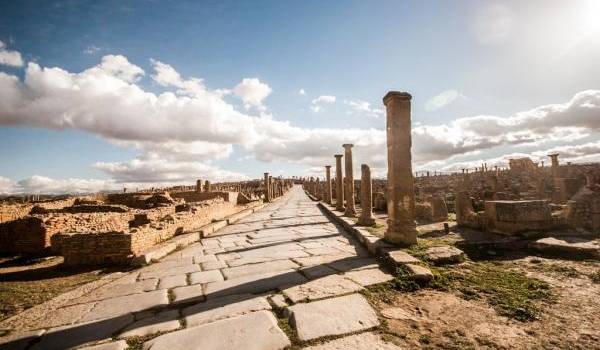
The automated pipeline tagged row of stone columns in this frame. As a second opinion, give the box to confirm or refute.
[263,173,292,202]
[314,91,417,246]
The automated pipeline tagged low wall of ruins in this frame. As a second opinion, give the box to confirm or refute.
[54,199,243,265]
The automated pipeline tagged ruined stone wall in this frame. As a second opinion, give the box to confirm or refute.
[56,200,242,265]
[565,186,600,233]
[170,191,239,204]
[0,198,76,223]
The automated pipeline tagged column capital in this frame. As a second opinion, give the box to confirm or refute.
[325,165,331,169]
[383,91,412,105]
[334,154,343,158]
[342,143,354,149]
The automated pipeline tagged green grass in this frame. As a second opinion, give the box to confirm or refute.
[451,263,554,321]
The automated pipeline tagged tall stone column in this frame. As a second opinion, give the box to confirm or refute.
[548,153,560,179]
[204,180,211,192]
[343,144,357,217]
[264,173,271,202]
[196,179,203,193]
[269,176,273,198]
[383,91,417,246]
[358,164,375,226]
[325,165,332,205]
[335,155,345,211]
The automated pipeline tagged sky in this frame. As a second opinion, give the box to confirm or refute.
[1,0,600,194]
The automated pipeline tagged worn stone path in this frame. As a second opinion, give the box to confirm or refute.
[0,186,400,350]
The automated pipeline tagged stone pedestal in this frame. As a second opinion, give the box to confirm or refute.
[335,155,345,211]
[383,91,417,246]
[343,144,356,217]
[358,164,375,226]
[325,165,332,205]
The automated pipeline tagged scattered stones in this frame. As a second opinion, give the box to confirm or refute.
[386,250,420,266]
[143,311,290,350]
[529,237,600,259]
[405,264,434,283]
[425,246,465,265]
[281,274,363,303]
[286,294,379,341]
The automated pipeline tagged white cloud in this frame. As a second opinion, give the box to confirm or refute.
[298,88,306,95]
[0,40,23,67]
[83,45,101,55]
[310,95,336,112]
[233,77,272,111]
[1,54,600,188]
[94,155,248,184]
[424,89,466,111]
[344,99,384,118]
[472,4,514,44]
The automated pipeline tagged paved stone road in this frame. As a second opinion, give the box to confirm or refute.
[0,186,400,350]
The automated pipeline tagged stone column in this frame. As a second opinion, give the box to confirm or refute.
[358,164,375,226]
[264,173,271,202]
[383,91,417,246]
[335,155,345,211]
[548,153,560,179]
[325,165,332,204]
[269,176,273,198]
[343,144,356,217]
[204,180,211,192]
[196,179,203,193]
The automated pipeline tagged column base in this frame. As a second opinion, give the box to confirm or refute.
[384,223,417,246]
[357,216,375,226]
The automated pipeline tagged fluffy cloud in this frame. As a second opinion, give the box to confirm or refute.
[1,52,600,190]
[298,88,306,95]
[94,155,248,183]
[344,99,384,118]
[424,89,466,111]
[310,95,336,112]
[0,40,23,67]
[0,175,118,195]
[233,78,272,111]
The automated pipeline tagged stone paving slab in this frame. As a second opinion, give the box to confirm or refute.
[189,270,224,284]
[301,332,402,349]
[79,290,169,323]
[78,340,129,350]
[157,275,187,289]
[286,293,379,341]
[281,274,363,303]
[118,309,181,338]
[171,284,205,304]
[221,259,299,280]
[0,330,45,350]
[64,279,158,306]
[139,265,201,280]
[182,294,271,327]
[30,314,134,350]
[342,268,395,286]
[143,311,290,350]
[204,269,307,298]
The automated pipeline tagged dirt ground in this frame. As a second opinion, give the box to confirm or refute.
[0,255,104,323]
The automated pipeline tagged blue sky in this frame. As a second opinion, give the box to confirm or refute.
[1,0,600,193]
